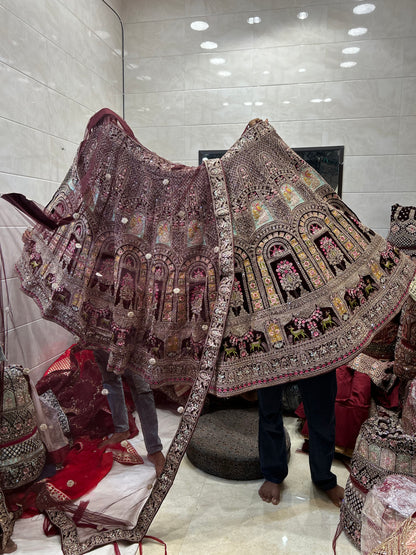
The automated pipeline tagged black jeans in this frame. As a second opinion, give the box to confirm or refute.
[258,370,337,491]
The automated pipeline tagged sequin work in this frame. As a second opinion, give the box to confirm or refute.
[13,109,416,553]
[15,110,416,397]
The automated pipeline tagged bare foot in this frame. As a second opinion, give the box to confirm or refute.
[324,485,344,507]
[1,537,17,553]
[147,451,165,477]
[258,480,281,505]
[99,430,130,448]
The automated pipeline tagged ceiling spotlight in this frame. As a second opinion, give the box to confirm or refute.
[342,46,360,54]
[247,16,262,24]
[297,11,309,20]
[353,3,375,15]
[323,98,332,102]
[298,68,306,72]
[340,61,357,68]
[348,27,368,36]
[191,21,209,31]
[218,70,232,76]
[210,57,226,65]
[200,41,218,49]
[310,98,323,103]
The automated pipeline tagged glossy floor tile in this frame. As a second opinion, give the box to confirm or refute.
[11,409,358,555]
[141,413,358,555]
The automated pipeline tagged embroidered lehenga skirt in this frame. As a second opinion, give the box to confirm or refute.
[9,108,416,553]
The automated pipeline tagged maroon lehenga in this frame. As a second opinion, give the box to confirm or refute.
[4,109,415,553]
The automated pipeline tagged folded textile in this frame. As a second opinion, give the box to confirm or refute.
[361,474,416,555]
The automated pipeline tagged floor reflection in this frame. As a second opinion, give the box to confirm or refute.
[12,412,358,554]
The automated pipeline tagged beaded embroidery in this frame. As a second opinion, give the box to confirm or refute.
[12,109,416,553]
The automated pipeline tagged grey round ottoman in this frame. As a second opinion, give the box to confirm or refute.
[186,408,291,480]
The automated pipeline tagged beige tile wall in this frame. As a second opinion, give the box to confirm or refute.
[0,0,123,379]
[123,0,416,237]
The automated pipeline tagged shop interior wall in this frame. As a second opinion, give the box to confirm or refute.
[123,0,416,237]
[0,0,123,380]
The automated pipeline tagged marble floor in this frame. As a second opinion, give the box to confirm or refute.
[141,411,358,555]
[11,409,358,555]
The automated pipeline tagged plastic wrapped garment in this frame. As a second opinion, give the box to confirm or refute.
[361,474,416,554]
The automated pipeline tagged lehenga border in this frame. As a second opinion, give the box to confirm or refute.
[213,261,415,396]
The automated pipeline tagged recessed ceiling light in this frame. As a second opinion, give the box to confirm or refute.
[348,27,368,36]
[298,68,306,72]
[297,11,309,20]
[263,70,270,75]
[310,98,322,103]
[222,102,229,106]
[190,21,209,31]
[218,70,231,77]
[254,101,264,106]
[282,100,291,104]
[200,41,218,49]
[342,46,360,54]
[210,57,226,65]
[353,3,375,15]
[340,61,357,68]
[247,16,261,24]
[324,98,332,102]
[244,101,253,106]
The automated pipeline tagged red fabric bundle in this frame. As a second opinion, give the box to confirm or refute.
[296,366,372,453]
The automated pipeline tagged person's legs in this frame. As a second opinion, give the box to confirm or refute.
[124,370,162,455]
[257,383,288,504]
[297,370,344,506]
[93,349,130,441]
[125,370,165,477]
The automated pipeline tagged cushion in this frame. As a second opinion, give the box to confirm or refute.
[186,408,290,480]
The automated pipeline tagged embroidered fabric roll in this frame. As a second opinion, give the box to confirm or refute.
[339,413,416,549]
[393,297,416,382]
[0,365,45,490]
[387,203,416,260]
[341,475,367,549]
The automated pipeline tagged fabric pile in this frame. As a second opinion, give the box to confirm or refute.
[338,296,416,551]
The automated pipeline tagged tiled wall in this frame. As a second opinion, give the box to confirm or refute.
[0,0,123,380]
[123,0,416,237]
